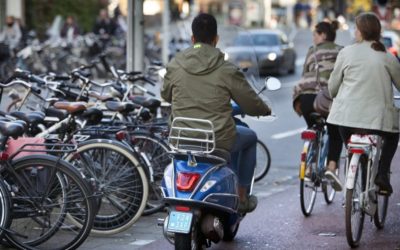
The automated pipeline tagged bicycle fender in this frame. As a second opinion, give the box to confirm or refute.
[346,153,361,189]
[299,141,310,180]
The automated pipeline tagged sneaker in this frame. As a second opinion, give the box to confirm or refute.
[324,170,343,192]
[238,195,258,214]
[375,173,393,196]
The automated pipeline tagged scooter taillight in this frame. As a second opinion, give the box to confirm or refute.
[176,172,201,192]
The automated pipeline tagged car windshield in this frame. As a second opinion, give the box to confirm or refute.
[234,33,279,46]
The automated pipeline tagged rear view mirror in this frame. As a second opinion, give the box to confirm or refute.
[158,68,167,79]
[265,77,281,91]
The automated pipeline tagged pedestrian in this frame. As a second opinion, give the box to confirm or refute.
[292,21,343,191]
[0,15,22,50]
[161,13,271,213]
[93,9,117,38]
[327,12,400,196]
[60,15,80,42]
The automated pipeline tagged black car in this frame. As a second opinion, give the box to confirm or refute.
[224,29,296,76]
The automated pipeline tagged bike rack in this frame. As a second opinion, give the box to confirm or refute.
[168,117,215,155]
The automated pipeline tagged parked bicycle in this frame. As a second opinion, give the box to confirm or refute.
[0,120,96,249]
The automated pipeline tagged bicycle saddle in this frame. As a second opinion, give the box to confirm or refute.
[129,95,161,109]
[80,108,103,125]
[0,120,25,139]
[9,111,45,125]
[44,107,68,120]
[105,101,140,113]
[88,91,116,102]
[53,102,87,114]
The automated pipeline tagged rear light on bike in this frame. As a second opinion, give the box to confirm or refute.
[176,172,201,192]
[115,131,126,141]
[301,130,316,140]
[0,152,9,161]
[350,148,364,154]
[300,152,306,162]
[175,206,191,212]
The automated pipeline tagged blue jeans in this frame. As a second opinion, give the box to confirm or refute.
[230,125,257,188]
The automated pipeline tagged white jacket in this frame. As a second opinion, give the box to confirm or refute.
[327,41,400,133]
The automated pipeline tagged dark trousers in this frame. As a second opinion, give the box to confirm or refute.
[339,126,399,175]
[299,94,343,163]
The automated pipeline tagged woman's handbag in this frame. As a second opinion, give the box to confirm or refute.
[312,46,332,117]
[313,86,332,117]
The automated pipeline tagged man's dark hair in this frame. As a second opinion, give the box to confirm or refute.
[191,13,217,44]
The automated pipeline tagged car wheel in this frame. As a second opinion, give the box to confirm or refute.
[289,60,296,74]
[278,65,289,76]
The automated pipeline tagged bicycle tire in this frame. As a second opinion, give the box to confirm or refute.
[374,173,390,229]
[0,177,11,242]
[300,140,318,217]
[65,139,148,235]
[345,154,365,248]
[254,140,271,182]
[323,167,337,204]
[3,154,95,250]
[130,132,170,216]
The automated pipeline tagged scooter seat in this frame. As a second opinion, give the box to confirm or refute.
[211,149,231,163]
[174,148,230,165]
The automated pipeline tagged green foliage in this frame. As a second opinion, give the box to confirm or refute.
[25,0,103,38]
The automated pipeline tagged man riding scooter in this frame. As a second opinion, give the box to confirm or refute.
[161,13,271,213]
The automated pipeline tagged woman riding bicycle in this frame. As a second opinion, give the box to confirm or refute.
[293,21,343,190]
[327,12,400,196]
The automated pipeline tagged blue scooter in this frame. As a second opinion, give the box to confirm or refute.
[159,77,281,249]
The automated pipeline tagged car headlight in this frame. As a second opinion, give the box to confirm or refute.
[267,52,277,61]
[224,52,229,61]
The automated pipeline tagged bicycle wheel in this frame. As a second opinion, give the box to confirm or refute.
[374,174,390,229]
[65,139,148,235]
[345,154,365,248]
[323,166,337,204]
[0,177,11,242]
[254,140,271,182]
[3,154,95,250]
[300,140,318,217]
[130,132,170,215]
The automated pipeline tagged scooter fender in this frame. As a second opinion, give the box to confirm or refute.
[161,160,174,198]
[162,158,239,212]
[193,166,238,211]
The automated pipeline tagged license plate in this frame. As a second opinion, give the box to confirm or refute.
[167,211,193,233]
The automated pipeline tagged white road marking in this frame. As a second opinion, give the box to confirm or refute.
[295,57,305,67]
[281,80,298,88]
[130,240,155,246]
[271,127,305,139]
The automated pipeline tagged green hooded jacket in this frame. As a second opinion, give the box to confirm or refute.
[161,43,270,151]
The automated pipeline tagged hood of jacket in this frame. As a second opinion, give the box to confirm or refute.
[174,43,225,75]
